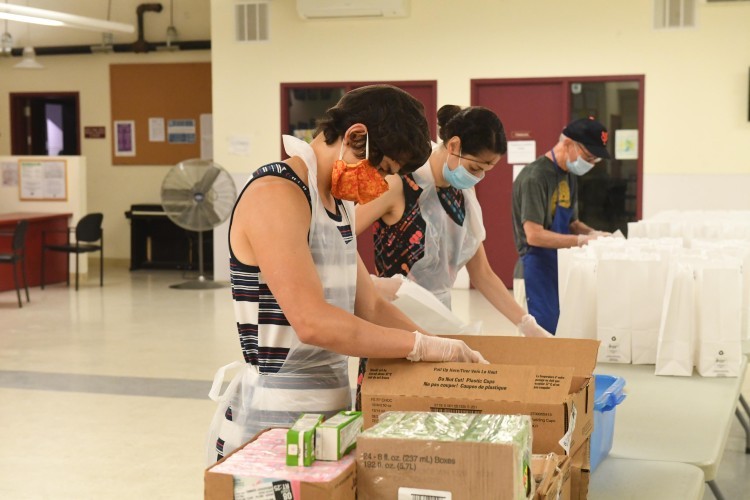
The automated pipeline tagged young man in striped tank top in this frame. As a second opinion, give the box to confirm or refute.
[207,85,489,463]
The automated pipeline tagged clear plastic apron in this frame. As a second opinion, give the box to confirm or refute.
[407,161,485,308]
[206,135,357,465]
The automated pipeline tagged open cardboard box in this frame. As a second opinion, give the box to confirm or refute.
[361,336,600,456]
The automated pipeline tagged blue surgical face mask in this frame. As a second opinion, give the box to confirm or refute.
[442,151,482,189]
[566,145,595,176]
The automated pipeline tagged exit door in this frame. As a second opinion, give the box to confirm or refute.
[472,76,644,286]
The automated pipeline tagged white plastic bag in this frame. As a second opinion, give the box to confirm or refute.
[205,361,259,466]
[373,274,481,334]
[655,262,696,376]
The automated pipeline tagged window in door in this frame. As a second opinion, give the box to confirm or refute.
[569,80,642,234]
[10,93,80,156]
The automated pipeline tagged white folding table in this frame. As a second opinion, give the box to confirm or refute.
[594,357,747,500]
[588,457,705,500]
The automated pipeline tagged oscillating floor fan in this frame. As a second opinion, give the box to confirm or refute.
[161,159,237,289]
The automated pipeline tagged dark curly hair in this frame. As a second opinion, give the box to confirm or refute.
[437,105,507,157]
[315,85,432,174]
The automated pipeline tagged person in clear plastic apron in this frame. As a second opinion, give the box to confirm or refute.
[511,117,612,334]
[354,105,552,410]
[206,86,489,465]
[356,105,550,335]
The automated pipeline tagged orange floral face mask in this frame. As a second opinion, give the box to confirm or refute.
[331,133,389,204]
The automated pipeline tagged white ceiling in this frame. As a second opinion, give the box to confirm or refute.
[0,0,211,48]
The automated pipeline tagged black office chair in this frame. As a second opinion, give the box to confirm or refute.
[0,220,30,308]
[41,213,104,291]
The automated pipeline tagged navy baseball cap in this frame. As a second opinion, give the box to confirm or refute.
[562,117,611,160]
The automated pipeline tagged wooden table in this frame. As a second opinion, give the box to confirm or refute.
[0,212,71,292]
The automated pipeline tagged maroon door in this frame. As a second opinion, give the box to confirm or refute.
[280,81,437,274]
[472,80,566,286]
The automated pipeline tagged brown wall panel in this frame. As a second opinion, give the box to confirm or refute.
[110,62,211,165]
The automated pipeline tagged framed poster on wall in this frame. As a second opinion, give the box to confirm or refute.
[18,159,68,201]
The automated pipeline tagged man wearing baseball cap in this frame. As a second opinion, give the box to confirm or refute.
[511,117,611,334]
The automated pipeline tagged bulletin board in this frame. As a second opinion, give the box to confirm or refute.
[109,62,212,165]
[18,159,68,201]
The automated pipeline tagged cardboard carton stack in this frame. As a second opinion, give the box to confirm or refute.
[360,336,599,499]
[357,411,533,500]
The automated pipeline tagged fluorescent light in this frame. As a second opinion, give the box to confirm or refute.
[0,13,63,26]
[0,3,134,34]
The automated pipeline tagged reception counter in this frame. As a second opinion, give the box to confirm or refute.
[0,212,71,292]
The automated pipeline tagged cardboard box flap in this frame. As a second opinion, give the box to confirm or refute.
[363,360,574,403]
[445,335,600,378]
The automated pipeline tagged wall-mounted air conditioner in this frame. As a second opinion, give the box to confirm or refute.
[296,0,409,19]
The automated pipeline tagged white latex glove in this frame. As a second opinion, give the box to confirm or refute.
[370,274,404,302]
[577,234,595,247]
[517,314,553,338]
[588,230,611,237]
[407,331,489,364]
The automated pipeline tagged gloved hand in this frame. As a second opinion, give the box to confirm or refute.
[517,314,554,338]
[577,234,595,247]
[588,230,611,238]
[407,331,489,364]
[369,274,404,302]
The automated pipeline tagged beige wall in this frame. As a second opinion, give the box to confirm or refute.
[210,0,750,180]
[2,0,749,260]
[0,1,210,260]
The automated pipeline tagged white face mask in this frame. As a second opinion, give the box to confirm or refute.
[566,156,594,176]
[566,144,596,176]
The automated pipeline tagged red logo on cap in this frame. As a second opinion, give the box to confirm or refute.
[601,131,608,146]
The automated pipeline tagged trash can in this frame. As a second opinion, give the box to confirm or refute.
[591,374,626,472]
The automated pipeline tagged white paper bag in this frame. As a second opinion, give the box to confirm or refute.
[694,259,743,377]
[655,262,696,376]
[596,252,668,364]
[557,257,598,340]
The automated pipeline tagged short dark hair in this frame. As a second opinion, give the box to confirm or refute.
[315,84,432,174]
[437,105,507,157]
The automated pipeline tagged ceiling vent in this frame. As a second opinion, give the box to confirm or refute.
[235,1,270,42]
[296,0,408,19]
[654,0,697,29]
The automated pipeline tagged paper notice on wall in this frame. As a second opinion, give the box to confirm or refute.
[229,136,251,156]
[114,120,136,157]
[19,160,67,200]
[507,140,536,165]
[615,129,638,160]
[200,113,213,160]
[149,117,165,142]
[2,162,18,187]
[167,119,196,144]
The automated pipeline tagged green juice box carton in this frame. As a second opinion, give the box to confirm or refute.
[315,411,363,461]
[286,413,324,466]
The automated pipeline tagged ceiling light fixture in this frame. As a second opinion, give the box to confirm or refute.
[14,45,42,68]
[0,3,134,33]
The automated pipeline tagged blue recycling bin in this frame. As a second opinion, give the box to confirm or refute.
[591,374,626,472]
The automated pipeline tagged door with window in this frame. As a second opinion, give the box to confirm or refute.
[472,76,644,285]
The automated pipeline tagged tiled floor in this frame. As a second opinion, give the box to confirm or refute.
[0,263,748,499]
